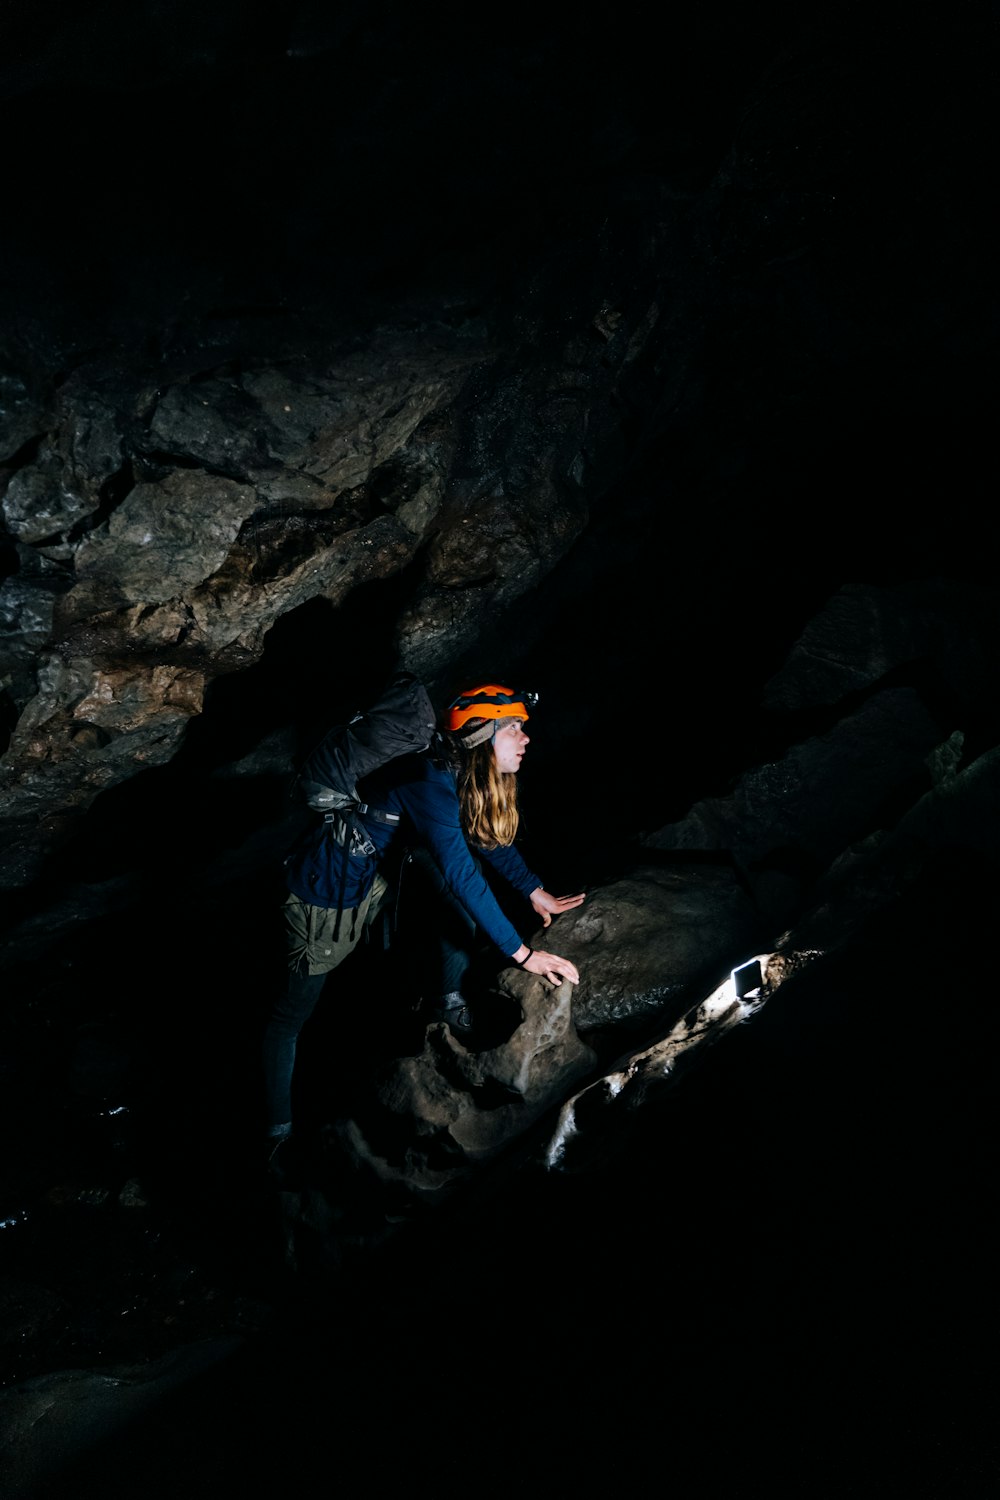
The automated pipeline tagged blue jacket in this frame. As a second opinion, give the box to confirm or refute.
[283,750,542,957]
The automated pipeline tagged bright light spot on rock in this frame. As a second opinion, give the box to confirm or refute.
[732,958,764,999]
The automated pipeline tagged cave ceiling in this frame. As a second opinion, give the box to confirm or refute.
[2,0,991,921]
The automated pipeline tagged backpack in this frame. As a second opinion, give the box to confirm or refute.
[291,670,439,938]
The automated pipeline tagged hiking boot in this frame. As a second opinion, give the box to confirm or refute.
[427,993,474,1038]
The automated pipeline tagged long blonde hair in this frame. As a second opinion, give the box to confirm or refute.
[455,732,521,849]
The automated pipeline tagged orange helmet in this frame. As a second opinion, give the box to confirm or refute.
[445,684,535,735]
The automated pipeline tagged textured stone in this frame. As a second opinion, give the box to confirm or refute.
[554,863,765,1034]
[73,471,257,604]
[337,971,599,1201]
[642,687,949,923]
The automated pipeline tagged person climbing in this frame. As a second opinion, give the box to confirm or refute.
[261,680,585,1171]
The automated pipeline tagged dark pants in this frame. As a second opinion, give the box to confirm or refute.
[261,851,486,1137]
[262,876,389,1137]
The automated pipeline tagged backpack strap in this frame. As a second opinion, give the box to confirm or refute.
[355,802,401,827]
[329,808,364,943]
[324,803,399,940]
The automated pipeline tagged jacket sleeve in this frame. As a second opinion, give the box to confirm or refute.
[478,841,543,902]
[393,764,528,957]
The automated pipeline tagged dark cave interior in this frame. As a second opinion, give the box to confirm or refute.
[1,3,997,1495]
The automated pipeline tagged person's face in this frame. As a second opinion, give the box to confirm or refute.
[492,717,529,774]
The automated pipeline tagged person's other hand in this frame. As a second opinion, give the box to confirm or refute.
[530,887,586,928]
